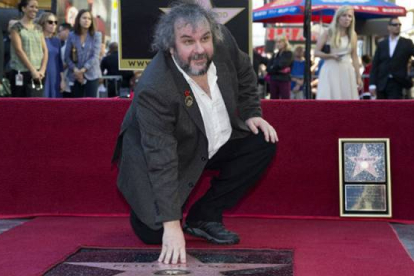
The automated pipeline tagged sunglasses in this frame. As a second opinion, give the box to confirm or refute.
[47,20,58,25]
[389,23,402,27]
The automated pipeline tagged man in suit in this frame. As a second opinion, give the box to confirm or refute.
[370,17,414,99]
[113,1,277,265]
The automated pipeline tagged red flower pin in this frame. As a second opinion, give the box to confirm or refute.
[184,90,191,97]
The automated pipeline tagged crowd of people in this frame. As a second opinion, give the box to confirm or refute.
[0,0,134,98]
[256,6,414,100]
[1,1,414,100]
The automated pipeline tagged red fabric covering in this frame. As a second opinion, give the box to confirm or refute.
[0,217,413,276]
[1,99,414,221]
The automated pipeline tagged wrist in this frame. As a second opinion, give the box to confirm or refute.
[163,220,182,230]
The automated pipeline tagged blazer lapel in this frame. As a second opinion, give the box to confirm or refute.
[385,38,391,58]
[166,56,206,137]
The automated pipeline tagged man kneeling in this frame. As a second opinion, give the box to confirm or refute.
[112,0,278,265]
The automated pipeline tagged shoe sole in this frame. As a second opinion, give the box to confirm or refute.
[184,226,240,245]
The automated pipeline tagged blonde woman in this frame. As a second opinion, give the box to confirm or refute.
[267,36,293,99]
[314,6,362,100]
[37,12,64,98]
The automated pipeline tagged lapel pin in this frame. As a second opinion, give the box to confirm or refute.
[184,90,193,107]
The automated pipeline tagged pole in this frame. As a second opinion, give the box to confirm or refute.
[303,0,312,99]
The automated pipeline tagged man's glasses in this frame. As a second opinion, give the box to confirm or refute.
[47,20,58,25]
[389,23,402,27]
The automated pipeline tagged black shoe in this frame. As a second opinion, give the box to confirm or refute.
[183,221,240,245]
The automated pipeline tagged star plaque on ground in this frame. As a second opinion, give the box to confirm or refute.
[44,248,293,276]
[339,139,392,217]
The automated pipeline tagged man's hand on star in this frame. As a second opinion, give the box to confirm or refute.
[158,220,186,265]
[245,117,278,143]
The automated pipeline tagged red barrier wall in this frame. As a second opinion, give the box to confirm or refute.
[1,99,413,221]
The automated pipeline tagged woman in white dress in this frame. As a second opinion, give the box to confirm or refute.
[315,6,362,100]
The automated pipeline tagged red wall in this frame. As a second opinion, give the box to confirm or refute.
[1,99,413,221]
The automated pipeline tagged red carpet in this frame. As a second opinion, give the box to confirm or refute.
[0,217,413,276]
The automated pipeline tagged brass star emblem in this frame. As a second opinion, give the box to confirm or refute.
[348,144,381,178]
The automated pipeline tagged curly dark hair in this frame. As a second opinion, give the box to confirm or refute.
[152,0,223,53]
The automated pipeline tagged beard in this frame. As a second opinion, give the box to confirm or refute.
[174,52,213,76]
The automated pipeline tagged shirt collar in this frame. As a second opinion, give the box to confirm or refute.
[389,35,400,42]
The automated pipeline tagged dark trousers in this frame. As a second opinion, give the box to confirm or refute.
[269,79,291,99]
[377,78,403,99]
[130,131,277,244]
[70,79,99,98]
[9,70,43,97]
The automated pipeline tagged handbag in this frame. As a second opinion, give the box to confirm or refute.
[27,79,44,97]
[71,45,78,64]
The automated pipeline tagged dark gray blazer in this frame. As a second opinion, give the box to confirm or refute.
[370,37,414,91]
[113,26,261,230]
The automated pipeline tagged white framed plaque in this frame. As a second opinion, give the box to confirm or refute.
[339,139,392,217]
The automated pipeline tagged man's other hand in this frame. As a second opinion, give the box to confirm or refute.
[245,117,278,143]
[158,220,186,264]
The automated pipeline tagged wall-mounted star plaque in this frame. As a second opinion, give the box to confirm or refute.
[118,0,251,70]
[339,138,392,217]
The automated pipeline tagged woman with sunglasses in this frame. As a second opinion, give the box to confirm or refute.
[37,12,64,98]
[64,9,102,97]
[9,0,48,97]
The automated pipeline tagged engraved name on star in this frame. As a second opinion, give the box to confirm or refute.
[348,144,380,178]
[160,0,245,25]
[65,254,287,275]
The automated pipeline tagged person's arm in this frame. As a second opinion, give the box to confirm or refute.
[10,27,40,79]
[64,33,76,71]
[314,30,341,61]
[351,32,362,91]
[136,85,186,264]
[38,33,48,79]
[222,26,277,143]
[369,42,381,94]
[222,26,260,120]
[267,51,293,75]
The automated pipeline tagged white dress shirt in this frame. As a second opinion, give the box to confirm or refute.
[173,56,232,159]
[389,35,399,58]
